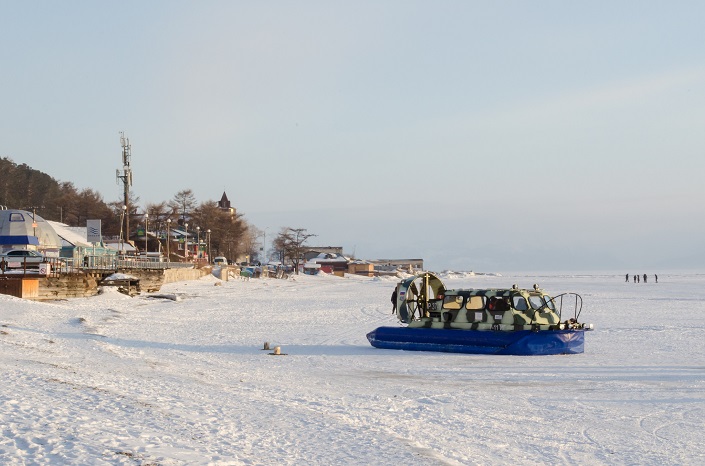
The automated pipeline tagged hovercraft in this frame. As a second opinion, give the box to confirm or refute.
[367,272,593,355]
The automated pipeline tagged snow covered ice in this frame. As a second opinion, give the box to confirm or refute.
[1,271,704,465]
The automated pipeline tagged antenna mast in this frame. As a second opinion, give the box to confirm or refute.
[116,132,133,245]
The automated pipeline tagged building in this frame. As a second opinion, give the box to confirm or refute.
[305,252,348,276]
[369,259,424,274]
[49,222,116,263]
[347,260,375,277]
[303,246,344,261]
[169,228,191,259]
[0,209,61,256]
[218,192,235,217]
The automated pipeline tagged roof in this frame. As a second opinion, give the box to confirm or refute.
[218,192,231,210]
[310,253,349,263]
[0,209,62,249]
[104,241,137,252]
[170,229,189,238]
[48,221,92,248]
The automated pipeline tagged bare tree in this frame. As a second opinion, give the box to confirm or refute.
[144,201,170,224]
[272,228,316,274]
[108,191,140,243]
[169,189,197,226]
[191,200,249,262]
[245,224,266,263]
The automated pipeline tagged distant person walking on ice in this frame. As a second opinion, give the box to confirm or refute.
[643,274,647,283]
[634,275,637,283]
[655,274,658,283]
[625,273,629,282]
[391,288,397,314]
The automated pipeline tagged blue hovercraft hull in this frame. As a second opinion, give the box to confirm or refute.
[366,326,585,355]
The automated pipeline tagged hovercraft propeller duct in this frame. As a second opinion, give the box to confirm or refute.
[395,272,446,323]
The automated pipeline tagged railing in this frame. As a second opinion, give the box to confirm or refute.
[0,255,200,278]
[83,255,197,271]
[114,259,194,270]
[0,257,64,278]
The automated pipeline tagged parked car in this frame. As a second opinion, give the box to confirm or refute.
[213,256,228,265]
[0,249,46,269]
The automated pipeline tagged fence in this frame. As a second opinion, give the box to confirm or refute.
[83,255,197,271]
[0,257,64,278]
[0,256,199,278]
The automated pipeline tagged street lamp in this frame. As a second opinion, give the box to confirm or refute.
[166,219,171,262]
[196,226,201,259]
[119,205,127,255]
[184,222,189,260]
[207,229,211,264]
[144,213,149,255]
[31,207,38,237]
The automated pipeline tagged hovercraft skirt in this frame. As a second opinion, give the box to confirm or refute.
[366,326,585,355]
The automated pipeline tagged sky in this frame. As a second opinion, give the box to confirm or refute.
[2,1,705,271]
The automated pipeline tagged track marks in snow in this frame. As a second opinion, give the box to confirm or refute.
[3,273,705,464]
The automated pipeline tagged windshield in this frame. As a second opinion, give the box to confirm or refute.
[8,250,39,257]
[528,295,545,310]
[543,295,556,311]
[512,295,528,311]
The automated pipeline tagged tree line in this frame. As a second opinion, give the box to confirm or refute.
[0,157,315,267]
[0,157,118,232]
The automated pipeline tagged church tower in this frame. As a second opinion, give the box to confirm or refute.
[218,192,235,217]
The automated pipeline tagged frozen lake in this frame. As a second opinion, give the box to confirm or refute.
[1,271,704,465]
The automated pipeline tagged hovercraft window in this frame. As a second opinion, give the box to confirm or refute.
[543,296,556,311]
[465,295,486,310]
[9,213,25,222]
[529,295,544,310]
[442,295,463,310]
[512,296,528,311]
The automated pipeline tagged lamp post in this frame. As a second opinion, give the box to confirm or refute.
[119,205,127,255]
[166,219,171,262]
[144,213,149,255]
[196,226,201,259]
[184,222,189,260]
[207,229,211,264]
[31,207,38,237]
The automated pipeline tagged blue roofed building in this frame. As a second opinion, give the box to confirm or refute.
[0,209,61,256]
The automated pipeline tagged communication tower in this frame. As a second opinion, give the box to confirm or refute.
[116,132,133,243]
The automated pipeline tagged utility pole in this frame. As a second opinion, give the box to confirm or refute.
[25,206,41,238]
[116,132,133,246]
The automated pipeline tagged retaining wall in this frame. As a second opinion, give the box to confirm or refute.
[25,267,210,301]
[118,269,165,293]
[163,267,210,284]
[35,274,100,300]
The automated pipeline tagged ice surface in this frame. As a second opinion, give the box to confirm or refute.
[1,271,704,465]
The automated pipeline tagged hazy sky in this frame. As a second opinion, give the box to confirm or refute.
[2,1,704,271]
